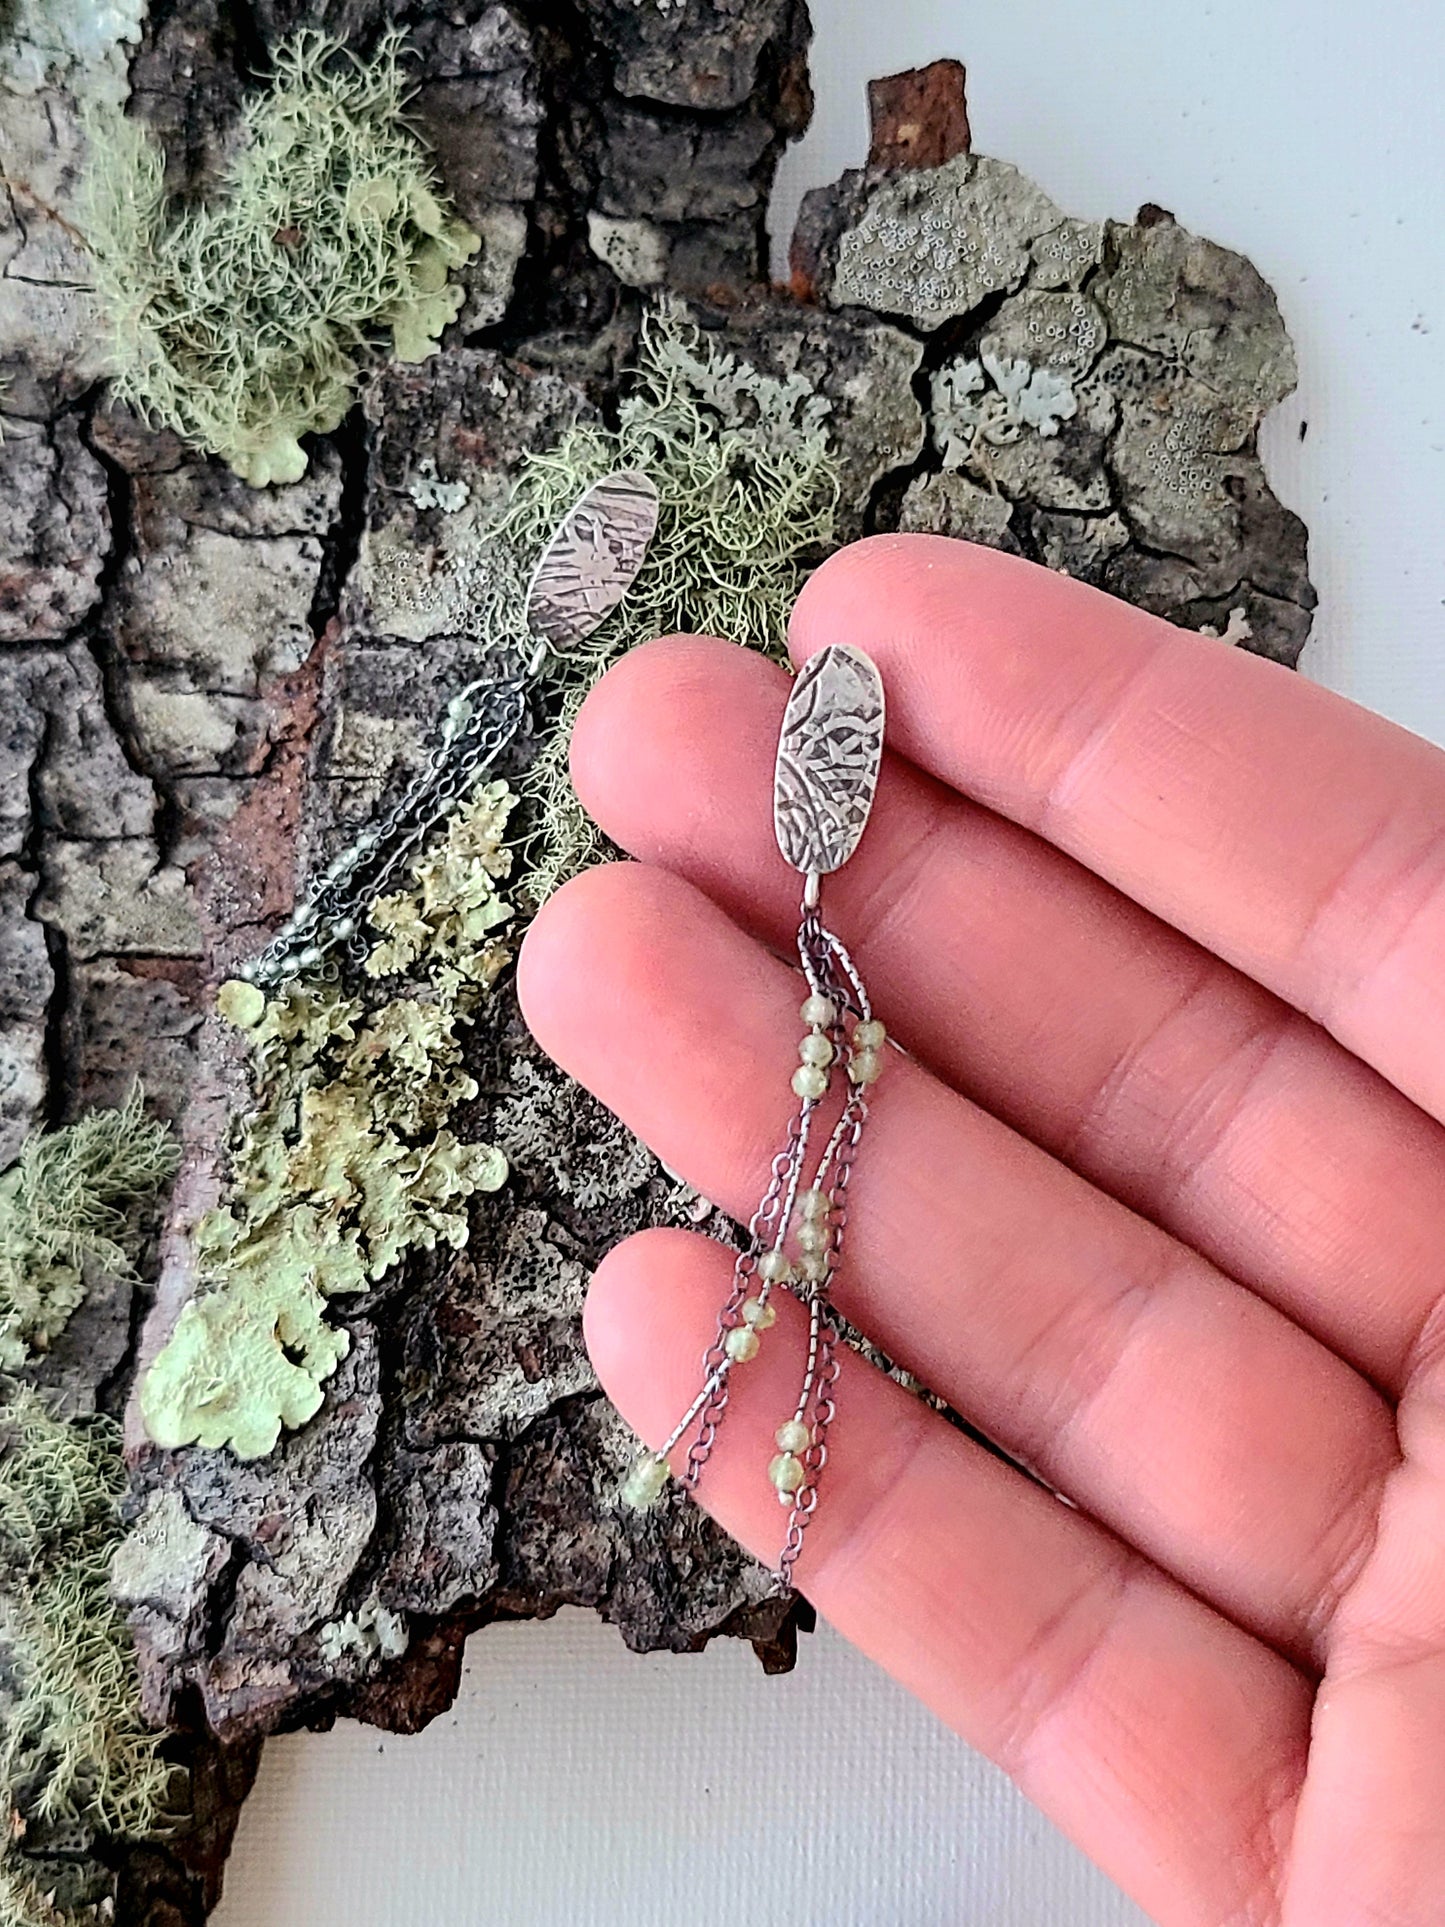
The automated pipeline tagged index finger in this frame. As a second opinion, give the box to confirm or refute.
[793,537,1445,1126]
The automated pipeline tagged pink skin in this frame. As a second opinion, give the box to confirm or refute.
[517,536,1445,1925]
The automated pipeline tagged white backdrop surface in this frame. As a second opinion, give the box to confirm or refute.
[216,2,1445,1922]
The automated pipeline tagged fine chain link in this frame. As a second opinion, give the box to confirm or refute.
[777,1329,841,1590]
[248,469,661,988]
[775,916,874,1590]
[670,903,879,1588]
[247,668,530,988]
[680,1108,813,1487]
[624,642,888,1595]
[777,1089,867,1589]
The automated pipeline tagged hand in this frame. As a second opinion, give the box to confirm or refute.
[518,535,1445,1926]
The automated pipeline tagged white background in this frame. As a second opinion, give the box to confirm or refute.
[216,2,1445,1922]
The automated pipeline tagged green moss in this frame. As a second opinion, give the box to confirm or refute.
[141,781,517,1459]
[0,1387,177,1898]
[82,31,479,485]
[0,1091,177,1372]
[496,298,840,899]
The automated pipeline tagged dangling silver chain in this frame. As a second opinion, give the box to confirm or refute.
[239,468,661,991]
[620,644,890,1599]
[243,663,533,989]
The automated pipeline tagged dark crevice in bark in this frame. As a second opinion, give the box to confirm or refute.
[78,397,190,866]
[305,404,371,641]
[22,705,70,1125]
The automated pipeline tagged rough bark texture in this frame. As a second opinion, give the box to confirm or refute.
[0,4,1314,1918]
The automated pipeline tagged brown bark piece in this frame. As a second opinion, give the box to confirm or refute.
[867,59,971,171]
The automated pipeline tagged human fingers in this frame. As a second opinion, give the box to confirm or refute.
[790,536,1445,1127]
[518,863,1397,1667]
[585,1226,1310,1927]
[570,634,1445,1394]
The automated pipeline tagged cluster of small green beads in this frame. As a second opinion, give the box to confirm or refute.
[618,1001,887,1520]
[791,990,837,1100]
[849,1017,887,1086]
[769,1417,812,1498]
[791,996,887,1099]
[724,1247,785,1365]
[240,824,384,982]
[794,1183,829,1259]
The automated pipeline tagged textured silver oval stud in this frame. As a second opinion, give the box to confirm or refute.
[525,469,661,650]
[773,643,886,877]
[246,471,660,991]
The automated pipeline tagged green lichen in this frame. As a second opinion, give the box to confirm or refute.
[0,1858,64,1927]
[353,300,840,897]
[317,1596,407,1665]
[82,30,479,485]
[0,1387,177,1905]
[0,1091,177,1372]
[140,781,517,1460]
[495,298,840,899]
[140,305,839,1456]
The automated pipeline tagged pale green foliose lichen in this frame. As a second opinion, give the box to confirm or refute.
[317,1596,408,1665]
[81,30,480,485]
[0,1090,177,1371]
[0,1388,177,1899]
[140,781,516,1460]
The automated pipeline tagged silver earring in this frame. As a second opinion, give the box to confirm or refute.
[623,645,888,1596]
[239,470,659,991]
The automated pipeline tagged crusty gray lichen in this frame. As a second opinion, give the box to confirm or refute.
[806,156,1314,659]
[832,154,1068,329]
[493,1059,661,1213]
[0,417,110,640]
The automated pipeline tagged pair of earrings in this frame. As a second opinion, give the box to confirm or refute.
[240,454,888,1598]
[623,643,888,1596]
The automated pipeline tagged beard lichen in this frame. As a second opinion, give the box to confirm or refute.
[495,299,840,900]
[0,1090,178,1372]
[81,30,480,486]
[139,781,516,1460]
[0,1387,177,1916]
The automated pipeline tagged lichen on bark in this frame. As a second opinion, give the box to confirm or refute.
[0,5,1316,1917]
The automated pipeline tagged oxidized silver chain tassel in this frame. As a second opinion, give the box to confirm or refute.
[241,470,660,990]
[623,644,888,1596]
